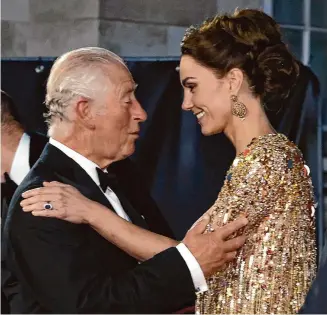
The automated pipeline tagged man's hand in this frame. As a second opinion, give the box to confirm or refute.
[182,215,247,278]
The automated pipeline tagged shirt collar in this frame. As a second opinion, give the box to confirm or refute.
[9,133,31,185]
[49,138,101,186]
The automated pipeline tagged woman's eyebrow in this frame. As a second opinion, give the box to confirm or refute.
[181,77,196,87]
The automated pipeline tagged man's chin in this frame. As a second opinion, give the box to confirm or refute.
[122,143,136,158]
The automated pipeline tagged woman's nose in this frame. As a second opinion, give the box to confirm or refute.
[181,95,193,111]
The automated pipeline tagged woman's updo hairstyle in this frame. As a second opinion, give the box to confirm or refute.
[181,9,299,106]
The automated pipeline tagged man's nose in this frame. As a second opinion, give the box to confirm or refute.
[133,99,147,122]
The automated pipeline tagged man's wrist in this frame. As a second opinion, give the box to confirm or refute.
[176,243,208,293]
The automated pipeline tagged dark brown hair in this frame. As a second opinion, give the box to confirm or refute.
[1,90,21,126]
[181,9,299,105]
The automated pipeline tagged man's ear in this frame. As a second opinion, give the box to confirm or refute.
[75,98,95,130]
[227,68,244,95]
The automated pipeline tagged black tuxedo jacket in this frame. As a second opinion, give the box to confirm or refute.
[1,132,48,314]
[3,143,195,313]
[1,133,49,222]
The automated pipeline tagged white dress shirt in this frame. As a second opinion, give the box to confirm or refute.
[9,133,31,185]
[49,138,208,293]
[49,138,130,221]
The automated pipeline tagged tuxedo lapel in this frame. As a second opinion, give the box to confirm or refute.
[98,166,149,229]
[39,144,116,213]
[39,144,148,227]
[110,185,149,229]
[54,172,116,213]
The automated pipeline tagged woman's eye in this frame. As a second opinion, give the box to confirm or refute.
[188,85,196,93]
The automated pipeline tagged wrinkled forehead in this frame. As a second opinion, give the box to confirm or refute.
[97,63,137,101]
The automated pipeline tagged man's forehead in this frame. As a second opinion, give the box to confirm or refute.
[115,71,136,89]
[120,78,137,88]
[112,77,137,95]
[107,64,135,86]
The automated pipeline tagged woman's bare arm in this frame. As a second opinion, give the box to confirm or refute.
[20,181,178,261]
[85,203,178,261]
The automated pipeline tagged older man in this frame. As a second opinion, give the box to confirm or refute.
[3,48,246,313]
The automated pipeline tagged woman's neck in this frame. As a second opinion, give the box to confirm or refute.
[224,98,276,155]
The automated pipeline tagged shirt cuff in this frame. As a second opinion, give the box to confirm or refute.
[176,243,208,293]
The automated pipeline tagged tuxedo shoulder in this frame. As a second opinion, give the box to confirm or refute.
[7,165,78,229]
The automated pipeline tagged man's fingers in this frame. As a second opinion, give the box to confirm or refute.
[223,235,246,252]
[20,194,60,207]
[220,217,248,240]
[189,215,210,234]
[224,251,238,263]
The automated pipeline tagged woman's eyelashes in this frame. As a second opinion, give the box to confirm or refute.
[187,84,197,93]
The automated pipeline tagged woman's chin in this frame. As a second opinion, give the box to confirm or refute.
[200,124,221,136]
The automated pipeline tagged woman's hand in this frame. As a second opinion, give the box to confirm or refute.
[20,181,100,224]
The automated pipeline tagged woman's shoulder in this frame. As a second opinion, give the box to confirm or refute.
[228,133,309,187]
[250,133,301,156]
[243,133,305,170]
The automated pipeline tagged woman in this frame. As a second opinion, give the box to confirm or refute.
[21,9,316,314]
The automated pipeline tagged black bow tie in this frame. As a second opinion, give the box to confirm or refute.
[96,167,149,229]
[96,167,119,192]
[2,172,18,194]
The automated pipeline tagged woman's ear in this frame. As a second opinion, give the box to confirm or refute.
[227,68,244,95]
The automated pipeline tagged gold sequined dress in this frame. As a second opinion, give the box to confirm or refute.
[196,133,316,314]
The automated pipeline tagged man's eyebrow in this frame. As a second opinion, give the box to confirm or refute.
[130,83,138,91]
[181,77,196,87]
[123,84,138,96]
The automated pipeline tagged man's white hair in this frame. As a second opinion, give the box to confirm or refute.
[45,47,127,134]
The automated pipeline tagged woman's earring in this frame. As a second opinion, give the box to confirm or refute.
[231,95,247,120]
